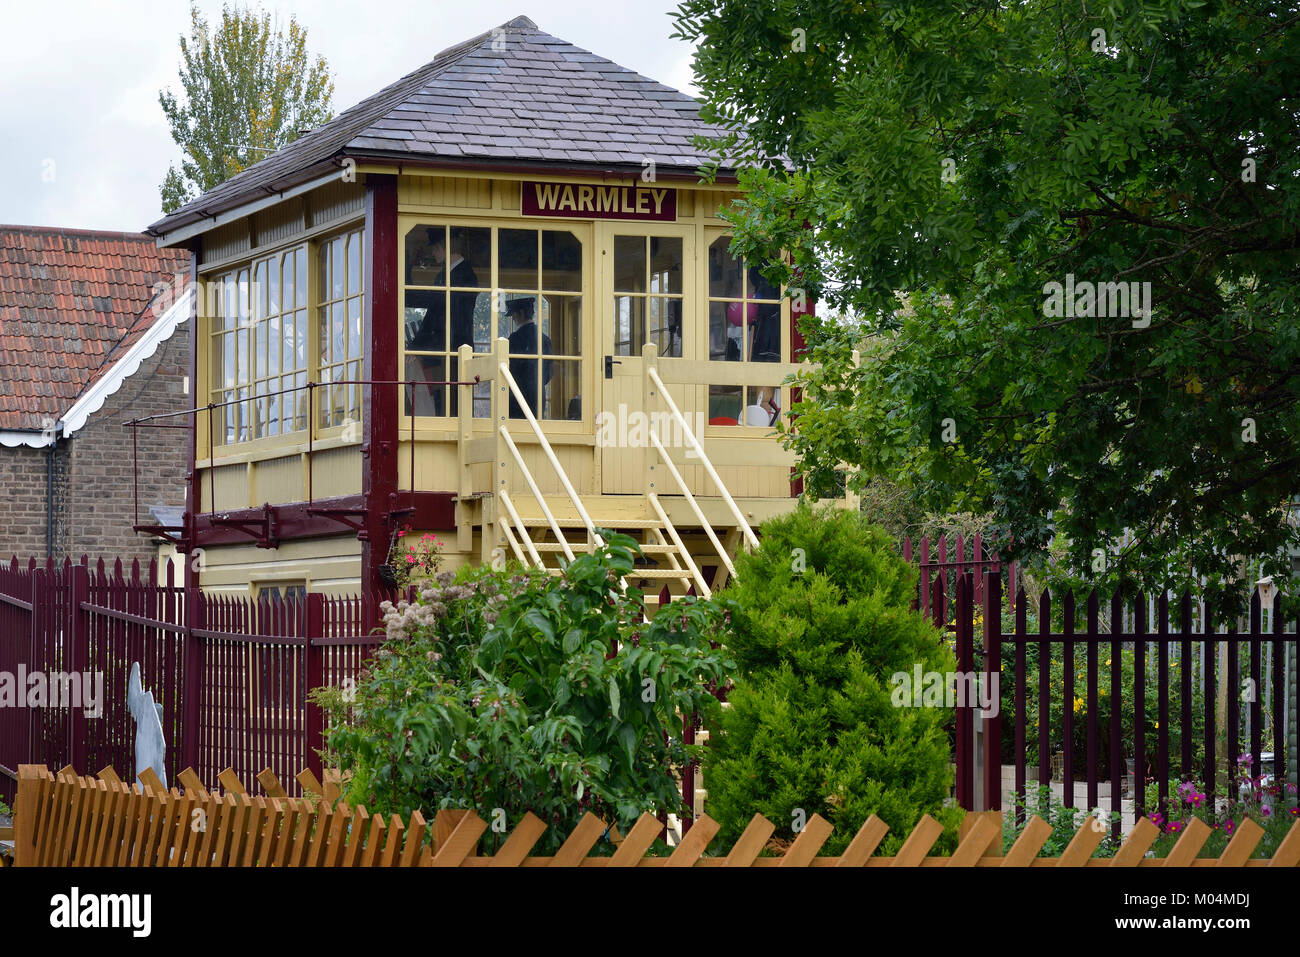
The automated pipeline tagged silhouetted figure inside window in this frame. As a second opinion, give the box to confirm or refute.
[506,297,553,420]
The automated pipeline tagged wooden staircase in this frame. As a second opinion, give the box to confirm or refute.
[456,340,759,613]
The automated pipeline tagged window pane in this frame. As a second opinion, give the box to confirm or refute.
[453,227,490,288]
[405,354,447,417]
[747,263,781,301]
[612,296,644,356]
[542,295,580,356]
[613,235,645,293]
[237,269,250,325]
[268,254,281,315]
[649,237,682,295]
[294,248,307,308]
[648,297,681,357]
[502,295,541,352]
[405,290,446,352]
[331,239,345,301]
[347,233,361,298]
[708,385,742,425]
[348,295,362,360]
[746,386,782,425]
[332,301,346,362]
[253,261,266,322]
[750,301,782,362]
[710,302,741,361]
[709,236,742,298]
[542,231,581,291]
[406,224,446,285]
[499,228,538,288]
[541,359,580,421]
[267,312,281,375]
[295,310,307,367]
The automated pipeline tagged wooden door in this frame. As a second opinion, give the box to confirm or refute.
[597,222,698,494]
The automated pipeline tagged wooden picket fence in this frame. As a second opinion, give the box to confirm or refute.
[7,763,1300,867]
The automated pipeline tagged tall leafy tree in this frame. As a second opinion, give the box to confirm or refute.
[159,2,335,213]
[674,0,1300,606]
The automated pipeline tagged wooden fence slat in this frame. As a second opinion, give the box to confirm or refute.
[666,814,719,867]
[218,768,247,798]
[378,814,405,867]
[835,815,888,867]
[340,806,370,867]
[1266,820,1300,868]
[257,768,287,799]
[1216,818,1264,867]
[399,810,427,868]
[1057,817,1106,866]
[241,797,267,866]
[488,812,547,867]
[1111,817,1159,867]
[1162,817,1211,867]
[1002,815,1052,867]
[722,813,775,867]
[892,814,944,867]
[302,802,334,867]
[948,813,1001,866]
[286,802,313,867]
[609,813,663,866]
[780,813,834,867]
[429,810,487,867]
[550,812,605,867]
[359,812,386,867]
[138,767,165,794]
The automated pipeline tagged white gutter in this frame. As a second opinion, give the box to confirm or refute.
[0,287,194,449]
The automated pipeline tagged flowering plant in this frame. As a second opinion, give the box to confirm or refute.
[1147,754,1299,859]
[384,524,444,588]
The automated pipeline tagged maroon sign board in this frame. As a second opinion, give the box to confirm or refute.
[521,181,677,221]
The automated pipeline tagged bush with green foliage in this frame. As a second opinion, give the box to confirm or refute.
[313,534,732,853]
[704,504,962,855]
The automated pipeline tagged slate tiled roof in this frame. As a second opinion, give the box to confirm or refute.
[149,15,741,238]
[0,226,189,431]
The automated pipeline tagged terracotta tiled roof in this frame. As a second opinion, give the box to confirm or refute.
[149,15,758,238]
[0,225,189,432]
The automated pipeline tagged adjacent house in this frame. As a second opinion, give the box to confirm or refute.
[145,15,834,604]
[0,225,192,564]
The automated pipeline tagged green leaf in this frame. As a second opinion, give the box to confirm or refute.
[608,678,621,718]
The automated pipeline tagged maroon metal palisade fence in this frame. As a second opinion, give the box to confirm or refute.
[0,555,387,807]
[940,569,1299,836]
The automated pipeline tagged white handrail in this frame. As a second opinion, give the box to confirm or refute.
[496,489,543,567]
[647,435,737,582]
[497,356,604,551]
[499,427,575,564]
[645,364,759,550]
[648,494,712,597]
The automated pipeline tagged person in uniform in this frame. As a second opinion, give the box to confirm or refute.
[505,297,553,419]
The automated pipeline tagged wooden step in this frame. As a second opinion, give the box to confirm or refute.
[528,542,679,555]
[514,517,663,529]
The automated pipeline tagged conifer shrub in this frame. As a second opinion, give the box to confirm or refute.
[704,504,963,855]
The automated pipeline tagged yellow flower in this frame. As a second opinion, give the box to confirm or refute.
[1073,696,1085,714]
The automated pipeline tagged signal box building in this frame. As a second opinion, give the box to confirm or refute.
[146,16,826,606]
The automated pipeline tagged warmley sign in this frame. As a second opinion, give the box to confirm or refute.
[522,181,676,221]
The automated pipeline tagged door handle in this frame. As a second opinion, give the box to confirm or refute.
[604,355,622,379]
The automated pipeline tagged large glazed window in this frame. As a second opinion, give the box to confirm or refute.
[318,229,365,429]
[706,236,784,428]
[401,224,582,421]
[209,245,308,444]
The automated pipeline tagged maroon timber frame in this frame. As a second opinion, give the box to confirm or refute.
[362,173,400,595]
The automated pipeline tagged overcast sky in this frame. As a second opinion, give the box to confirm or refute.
[0,0,701,233]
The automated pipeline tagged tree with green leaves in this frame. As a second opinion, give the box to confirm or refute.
[158,2,334,213]
[674,0,1300,610]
